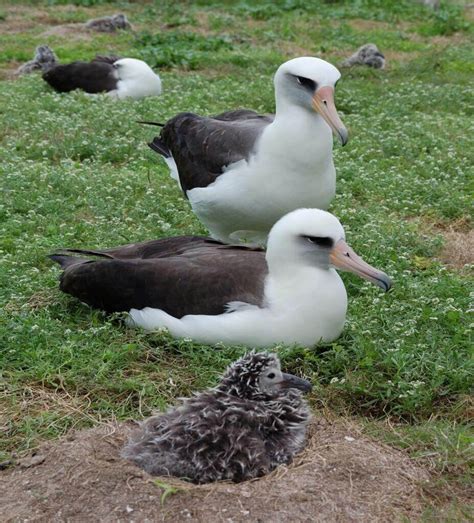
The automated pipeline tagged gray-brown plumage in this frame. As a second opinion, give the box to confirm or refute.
[85,13,132,32]
[341,43,385,70]
[122,351,312,483]
[16,45,58,75]
[49,236,267,317]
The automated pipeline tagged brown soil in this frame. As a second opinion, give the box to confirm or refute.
[439,228,474,270]
[433,217,473,270]
[1,417,435,522]
[40,24,96,40]
[407,216,473,271]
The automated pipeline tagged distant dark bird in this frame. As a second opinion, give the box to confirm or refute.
[16,45,58,75]
[341,44,386,70]
[143,56,348,244]
[42,56,161,99]
[122,351,312,483]
[85,13,132,32]
[49,209,391,347]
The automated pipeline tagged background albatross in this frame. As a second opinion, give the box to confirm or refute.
[145,57,348,244]
[51,209,391,348]
[43,56,162,99]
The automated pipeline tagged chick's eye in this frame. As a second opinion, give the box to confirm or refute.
[267,372,276,379]
[296,76,317,91]
[305,236,333,248]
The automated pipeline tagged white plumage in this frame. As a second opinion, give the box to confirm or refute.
[130,209,391,347]
[148,57,348,244]
[108,58,162,99]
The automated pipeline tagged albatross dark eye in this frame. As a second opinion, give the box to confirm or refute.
[296,76,317,91]
[267,372,276,379]
[304,236,334,248]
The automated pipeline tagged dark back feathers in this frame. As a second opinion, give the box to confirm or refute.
[50,236,267,317]
[150,110,273,193]
[42,60,117,93]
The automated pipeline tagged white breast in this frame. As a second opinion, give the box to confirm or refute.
[129,267,347,348]
[187,112,335,243]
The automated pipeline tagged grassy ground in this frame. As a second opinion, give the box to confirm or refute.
[0,0,472,517]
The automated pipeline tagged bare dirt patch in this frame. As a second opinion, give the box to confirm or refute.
[431,218,473,270]
[0,417,435,522]
[439,228,474,270]
[408,216,473,271]
[40,24,98,41]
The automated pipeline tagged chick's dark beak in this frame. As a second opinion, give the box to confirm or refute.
[280,373,313,393]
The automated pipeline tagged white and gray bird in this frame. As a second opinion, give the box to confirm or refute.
[122,351,312,484]
[50,209,391,348]
[144,57,348,244]
[16,45,58,75]
[341,44,386,70]
[42,56,161,99]
[85,13,132,32]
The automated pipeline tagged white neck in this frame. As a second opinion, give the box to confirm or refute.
[261,97,334,166]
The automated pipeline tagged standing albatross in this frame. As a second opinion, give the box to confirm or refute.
[145,57,348,244]
[50,209,391,348]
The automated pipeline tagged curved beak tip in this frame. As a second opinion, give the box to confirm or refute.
[281,373,313,393]
[338,128,349,146]
[379,275,392,293]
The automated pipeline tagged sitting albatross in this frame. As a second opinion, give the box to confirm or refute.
[144,57,348,244]
[50,209,391,348]
[42,56,161,99]
[122,351,312,484]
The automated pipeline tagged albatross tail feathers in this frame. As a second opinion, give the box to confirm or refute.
[49,248,114,268]
[148,137,171,158]
[49,254,88,269]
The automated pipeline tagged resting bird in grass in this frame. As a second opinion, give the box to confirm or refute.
[42,56,161,99]
[341,44,386,70]
[16,45,58,75]
[50,209,391,348]
[85,13,132,32]
[122,351,312,484]
[143,56,348,244]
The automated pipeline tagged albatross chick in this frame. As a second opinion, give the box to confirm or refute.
[16,45,58,75]
[341,44,386,70]
[85,13,132,32]
[122,351,312,483]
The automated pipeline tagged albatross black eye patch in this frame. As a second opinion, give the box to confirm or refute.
[303,236,334,248]
[295,76,317,91]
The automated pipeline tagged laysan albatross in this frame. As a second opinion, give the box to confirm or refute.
[144,57,348,244]
[42,56,162,99]
[50,209,391,348]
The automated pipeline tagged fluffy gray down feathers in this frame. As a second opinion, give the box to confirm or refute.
[122,352,311,483]
[85,13,131,32]
[341,43,385,69]
[16,45,58,75]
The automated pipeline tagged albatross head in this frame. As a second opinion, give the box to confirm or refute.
[217,351,312,400]
[113,58,161,85]
[266,209,391,292]
[274,56,348,145]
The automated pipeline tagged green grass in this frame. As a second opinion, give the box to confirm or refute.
[0,0,473,514]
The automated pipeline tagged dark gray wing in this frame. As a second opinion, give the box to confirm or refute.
[50,237,267,317]
[149,110,274,195]
[92,55,122,65]
[42,61,117,93]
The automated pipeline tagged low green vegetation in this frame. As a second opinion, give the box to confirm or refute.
[0,0,472,512]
